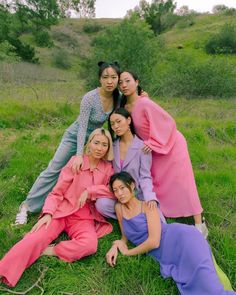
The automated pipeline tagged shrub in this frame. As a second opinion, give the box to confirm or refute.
[83,17,162,91]
[34,30,53,48]
[52,48,71,69]
[205,23,236,54]
[83,22,104,34]
[156,52,236,98]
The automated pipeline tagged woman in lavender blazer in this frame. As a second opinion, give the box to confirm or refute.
[95,108,165,221]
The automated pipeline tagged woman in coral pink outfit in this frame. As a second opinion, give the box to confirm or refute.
[119,71,208,237]
[0,128,115,287]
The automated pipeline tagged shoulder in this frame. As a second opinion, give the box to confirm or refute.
[81,88,99,102]
[115,202,122,217]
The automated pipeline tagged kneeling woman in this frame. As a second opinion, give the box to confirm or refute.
[106,172,235,295]
[0,128,115,287]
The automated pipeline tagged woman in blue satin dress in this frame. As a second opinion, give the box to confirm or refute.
[106,171,235,295]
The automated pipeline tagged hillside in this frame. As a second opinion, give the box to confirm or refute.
[0,13,236,294]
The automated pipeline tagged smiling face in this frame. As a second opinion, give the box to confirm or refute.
[109,113,131,137]
[88,134,109,160]
[112,179,135,204]
[100,67,119,93]
[119,72,138,96]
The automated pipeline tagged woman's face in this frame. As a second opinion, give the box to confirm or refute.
[88,134,109,159]
[109,113,131,137]
[112,179,134,204]
[100,67,119,93]
[119,72,138,96]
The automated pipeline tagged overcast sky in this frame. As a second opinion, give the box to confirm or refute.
[95,0,236,18]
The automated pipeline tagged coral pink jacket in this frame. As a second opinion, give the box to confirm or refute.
[42,155,115,238]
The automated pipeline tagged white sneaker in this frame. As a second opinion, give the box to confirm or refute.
[14,205,28,225]
[195,221,209,239]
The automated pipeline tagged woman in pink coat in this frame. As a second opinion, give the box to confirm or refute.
[119,71,208,237]
[0,128,115,287]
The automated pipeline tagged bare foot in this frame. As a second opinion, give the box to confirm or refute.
[42,244,56,256]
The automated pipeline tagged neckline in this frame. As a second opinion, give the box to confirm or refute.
[97,87,113,114]
[122,212,145,221]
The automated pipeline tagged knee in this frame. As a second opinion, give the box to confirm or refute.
[95,198,117,219]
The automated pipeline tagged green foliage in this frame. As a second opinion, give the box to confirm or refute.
[205,23,236,54]
[83,21,104,33]
[34,30,54,47]
[57,0,96,18]
[84,17,162,91]
[0,41,20,62]
[156,52,236,98]
[8,37,39,63]
[52,48,71,69]
[127,0,177,35]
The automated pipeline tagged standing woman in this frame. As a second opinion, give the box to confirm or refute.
[106,172,235,295]
[119,71,208,237]
[15,61,120,225]
[0,128,115,287]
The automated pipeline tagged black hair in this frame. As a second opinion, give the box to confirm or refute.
[119,70,142,108]
[108,108,136,141]
[97,61,121,111]
[109,171,136,193]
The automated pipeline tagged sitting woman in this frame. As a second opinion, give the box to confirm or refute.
[0,128,115,288]
[95,108,165,222]
[106,171,235,295]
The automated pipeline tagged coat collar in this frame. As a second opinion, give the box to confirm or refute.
[113,135,143,169]
[81,155,106,172]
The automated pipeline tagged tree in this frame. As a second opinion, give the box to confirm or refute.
[57,0,95,18]
[127,0,177,35]
[84,16,162,91]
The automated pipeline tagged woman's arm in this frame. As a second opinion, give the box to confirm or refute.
[106,203,128,267]
[118,203,161,256]
[139,150,157,204]
[42,157,75,215]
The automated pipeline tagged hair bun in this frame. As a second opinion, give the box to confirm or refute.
[98,61,106,67]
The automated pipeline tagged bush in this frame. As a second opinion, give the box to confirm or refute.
[34,30,53,48]
[83,17,162,91]
[83,22,104,34]
[205,23,236,54]
[155,52,236,98]
[52,48,71,69]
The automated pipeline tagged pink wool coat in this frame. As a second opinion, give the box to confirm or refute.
[130,97,203,218]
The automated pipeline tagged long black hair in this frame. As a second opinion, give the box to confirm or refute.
[119,70,142,108]
[109,171,136,193]
[98,61,121,110]
[108,107,136,141]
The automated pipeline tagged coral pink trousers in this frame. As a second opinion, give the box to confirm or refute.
[0,210,98,287]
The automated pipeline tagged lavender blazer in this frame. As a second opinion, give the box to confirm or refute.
[112,136,156,202]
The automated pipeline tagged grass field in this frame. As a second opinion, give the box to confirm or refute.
[0,13,236,295]
[0,93,235,294]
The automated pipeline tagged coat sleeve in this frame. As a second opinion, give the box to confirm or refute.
[42,157,75,216]
[87,164,115,201]
[139,150,157,202]
[142,99,177,154]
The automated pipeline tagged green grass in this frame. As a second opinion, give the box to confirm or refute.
[0,95,235,294]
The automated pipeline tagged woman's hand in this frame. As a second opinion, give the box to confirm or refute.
[147,200,157,210]
[71,155,83,173]
[30,214,52,233]
[77,190,88,209]
[113,240,129,255]
[106,245,118,267]
[142,144,152,154]
[140,90,149,98]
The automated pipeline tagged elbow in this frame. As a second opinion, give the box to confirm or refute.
[149,238,160,249]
